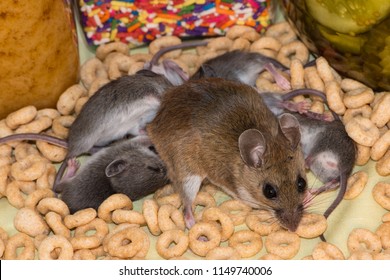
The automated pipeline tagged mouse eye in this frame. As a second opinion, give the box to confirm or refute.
[297,176,307,193]
[147,166,163,173]
[263,183,277,200]
[148,145,158,154]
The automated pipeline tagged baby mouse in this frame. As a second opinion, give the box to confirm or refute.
[58,136,169,213]
[147,78,308,231]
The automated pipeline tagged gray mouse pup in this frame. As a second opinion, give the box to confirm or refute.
[147,78,308,231]
[58,136,169,213]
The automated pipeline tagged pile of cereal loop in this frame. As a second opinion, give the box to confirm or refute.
[79,0,271,47]
[0,22,389,260]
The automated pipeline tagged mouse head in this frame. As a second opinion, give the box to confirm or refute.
[236,113,307,232]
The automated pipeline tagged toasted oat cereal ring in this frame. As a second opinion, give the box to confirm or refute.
[193,191,216,221]
[14,207,49,237]
[0,144,12,157]
[102,224,139,252]
[226,25,260,41]
[156,229,189,259]
[343,87,375,109]
[371,93,390,128]
[36,108,61,120]
[64,208,97,229]
[231,38,251,51]
[0,120,13,138]
[246,210,281,236]
[73,249,96,260]
[80,58,108,89]
[355,144,371,166]
[290,58,305,90]
[36,138,67,163]
[24,188,55,210]
[277,41,309,67]
[6,181,36,209]
[202,207,234,242]
[178,53,200,74]
[376,150,390,176]
[340,78,367,92]
[14,116,52,134]
[4,233,35,260]
[189,222,221,257]
[295,213,327,238]
[128,60,150,75]
[153,184,175,198]
[310,100,325,114]
[156,193,182,208]
[259,253,283,260]
[38,235,73,260]
[112,209,146,225]
[132,228,150,259]
[343,105,372,125]
[36,163,56,190]
[90,245,106,259]
[74,96,89,115]
[344,171,368,200]
[198,51,220,64]
[256,71,287,93]
[206,246,241,260]
[228,230,263,258]
[0,227,8,242]
[265,21,297,44]
[106,226,146,259]
[219,199,252,226]
[265,230,300,259]
[45,212,71,238]
[383,212,390,222]
[0,165,10,196]
[96,41,129,61]
[149,36,182,58]
[373,251,390,260]
[372,182,390,210]
[347,228,382,254]
[208,37,234,54]
[158,204,185,232]
[142,199,161,236]
[315,56,335,83]
[98,193,133,223]
[11,154,46,181]
[37,197,70,218]
[52,115,75,139]
[250,36,282,53]
[5,105,37,130]
[72,218,108,250]
[14,143,40,162]
[345,116,380,146]
[57,84,87,115]
[0,238,4,258]
[88,77,110,97]
[304,66,325,92]
[107,53,133,80]
[376,222,390,250]
[348,251,373,260]
[324,81,346,115]
[312,242,345,260]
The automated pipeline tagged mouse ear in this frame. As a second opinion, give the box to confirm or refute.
[238,129,266,168]
[278,113,301,150]
[162,60,189,85]
[199,64,217,78]
[105,159,129,178]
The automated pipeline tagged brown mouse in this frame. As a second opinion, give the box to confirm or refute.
[147,78,308,231]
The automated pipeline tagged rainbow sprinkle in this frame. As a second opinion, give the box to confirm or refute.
[77,0,272,47]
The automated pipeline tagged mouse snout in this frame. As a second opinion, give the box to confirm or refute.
[275,205,303,232]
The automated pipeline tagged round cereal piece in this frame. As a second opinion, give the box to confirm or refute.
[245,210,281,236]
[5,105,37,130]
[64,208,97,229]
[347,228,382,254]
[265,21,297,44]
[295,213,327,238]
[324,81,346,115]
[208,37,234,54]
[142,199,161,236]
[153,184,175,199]
[112,209,146,225]
[372,182,390,210]
[259,253,284,260]
[371,130,390,161]
[88,77,110,97]
[315,56,335,83]
[345,116,380,146]
[4,233,35,260]
[256,76,284,93]
[250,36,282,53]
[228,230,263,258]
[375,222,390,250]
[373,251,390,260]
[57,84,87,115]
[0,165,10,196]
[0,120,13,139]
[96,41,129,61]
[73,249,96,260]
[348,251,373,260]
[310,100,325,114]
[192,191,216,221]
[72,218,109,250]
[304,66,325,92]
[0,238,4,258]
[131,228,150,259]
[370,93,390,128]
[277,41,309,67]
[355,144,371,166]
[128,54,153,75]
[102,224,139,253]
[14,116,52,134]
[188,222,221,257]
[312,242,345,260]
[36,108,61,120]
[265,230,300,259]
[343,105,372,125]
[36,197,70,218]
[289,58,305,90]
[149,36,182,58]
[340,78,367,92]
[156,193,182,208]
[344,171,369,200]
[97,193,133,223]
[156,229,189,259]
[107,53,133,80]
[205,246,241,260]
[202,207,234,241]
[45,212,71,238]
[219,199,252,226]
[36,163,56,190]
[38,235,73,260]
[11,154,46,181]
[14,143,40,161]
[80,58,108,89]
[14,207,50,237]
[106,226,145,259]
[231,38,251,51]
[376,150,390,176]
[383,212,390,223]
[158,204,185,232]
[52,115,75,139]
[24,188,55,210]
[74,96,89,115]
[226,25,260,42]
[36,138,67,163]
[343,87,375,109]
[0,144,12,157]
[6,181,35,209]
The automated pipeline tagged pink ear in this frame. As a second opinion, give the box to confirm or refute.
[238,129,266,168]
[278,113,301,150]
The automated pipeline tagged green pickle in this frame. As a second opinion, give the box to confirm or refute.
[279,0,390,91]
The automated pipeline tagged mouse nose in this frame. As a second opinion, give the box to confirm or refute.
[275,206,303,232]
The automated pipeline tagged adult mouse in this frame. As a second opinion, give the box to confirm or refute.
[147,78,308,231]
[58,136,169,213]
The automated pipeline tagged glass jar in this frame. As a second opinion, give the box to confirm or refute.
[0,0,79,119]
[278,0,390,91]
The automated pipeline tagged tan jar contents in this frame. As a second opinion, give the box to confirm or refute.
[0,0,79,119]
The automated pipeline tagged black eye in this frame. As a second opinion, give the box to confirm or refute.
[263,183,277,199]
[147,166,163,173]
[148,145,158,154]
[297,176,307,193]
